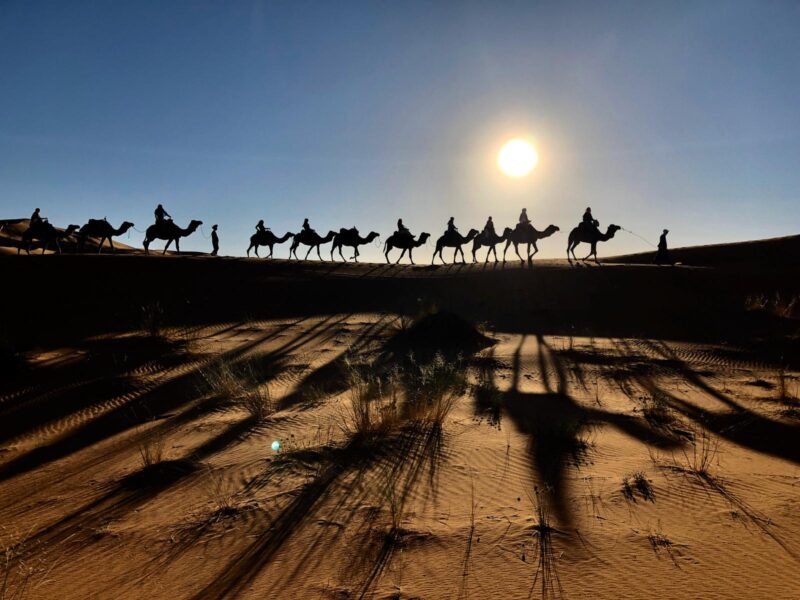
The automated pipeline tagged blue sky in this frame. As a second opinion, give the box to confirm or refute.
[1,1,798,259]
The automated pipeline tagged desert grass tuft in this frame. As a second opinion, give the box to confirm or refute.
[527,486,563,600]
[137,429,166,469]
[199,358,275,421]
[623,472,655,502]
[1,528,56,600]
[140,301,165,338]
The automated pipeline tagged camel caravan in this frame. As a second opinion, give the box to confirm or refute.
[15,204,624,265]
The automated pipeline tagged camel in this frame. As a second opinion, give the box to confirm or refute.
[143,219,202,255]
[289,229,337,260]
[383,232,430,264]
[471,229,511,263]
[19,222,80,254]
[77,219,135,253]
[330,229,380,262]
[503,224,560,263]
[432,229,480,264]
[246,230,294,258]
[567,223,621,264]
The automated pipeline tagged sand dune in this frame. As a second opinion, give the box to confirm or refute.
[1,242,798,599]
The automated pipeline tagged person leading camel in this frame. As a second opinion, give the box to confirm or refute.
[653,229,670,265]
[154,204,171,224]
[211,224,219,256]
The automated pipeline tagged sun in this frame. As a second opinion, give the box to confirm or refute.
[498,138,538,177]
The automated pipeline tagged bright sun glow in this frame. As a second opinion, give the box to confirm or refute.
[498,139,539,177]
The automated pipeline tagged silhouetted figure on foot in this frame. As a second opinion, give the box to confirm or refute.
[211,224,219,256]
[653,229,670,264]
[154,204,171,224]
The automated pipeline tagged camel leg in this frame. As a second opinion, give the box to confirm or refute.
[385,247,392,264]
[304,245,312,260]
[528,242,539,262]
[458,246,466,264]
[503,240,511,262]
[163,239,172,254]
[109,238,115,253]
[582,242,595,261]
[396,248,406,264]
[409,248,415,264]
[175,239,180,255]
[514,242,524,263]
[471,244,478,263]
[316,245,323,261]
[353,246,359,262]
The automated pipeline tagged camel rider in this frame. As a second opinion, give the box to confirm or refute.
[483,216,495,237]
[397,218,411,238]
[302,218,313,233]
[154,204,171,224]
[30,208,43,228]
[256,219,268,233]
[447,217,458,234]
[582,207,599,233]
[517,208,531,232]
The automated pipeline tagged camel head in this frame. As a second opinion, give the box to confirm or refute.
[120,221,135,232]
[606,224,621,237]
[543,224,560,236]
[365,231,380,242]
[502,227,514,237]
[465,228,480,240]
[417,232,431,245]
[64,224,80,236]
[187,220,203,231]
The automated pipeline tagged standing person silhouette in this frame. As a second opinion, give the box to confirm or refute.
[210,224,219,256]
[154,204,171,224]
[30,208,43,228]
[653,229,670,264]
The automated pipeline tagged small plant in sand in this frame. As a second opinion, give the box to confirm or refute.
[140,301,165,338]
[343,359,399,442]
[622,472,655,503]
[403,352,467,426]
[775,364,799,419]
[1,529,55,600]
[526,486,563,600]
[744,292,798,319]
[137,429,166,468]
[199,358,275,420]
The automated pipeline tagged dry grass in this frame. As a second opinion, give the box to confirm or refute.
[199,358,275,421]
[744,292,798,319]
[1,529,56,600]
[140,301,165,338]
[527,486,563,600]
[137,429,166,468]
[622,472,655,503]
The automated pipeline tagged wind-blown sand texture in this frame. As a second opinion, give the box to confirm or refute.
[1,246,798,599]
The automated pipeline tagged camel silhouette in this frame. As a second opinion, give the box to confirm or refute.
[432,229,480,264]
[567,223,621,264]
[289,229,337,260]
[502,224,560,263]
[77,219,135,253]
[471,229,510,263]
[384,232,430,264]
[330,229,380,262]
[143,219,202,255]
[246,230,294,258]
[19,222,80,255]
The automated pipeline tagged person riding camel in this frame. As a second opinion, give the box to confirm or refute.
[154,204,171,225]
[446,217,458,235]
[256,219,268,233]
[582,207,600,234]
[302,218,313,234]
[396,218,412,238]
[517,208,531,232]
[30,208,43,228]
[483,216,495,237]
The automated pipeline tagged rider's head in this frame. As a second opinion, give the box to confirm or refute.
[586,207,591,212]
[663,229,669,234]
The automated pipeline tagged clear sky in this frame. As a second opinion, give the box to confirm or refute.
[1,1,799,260]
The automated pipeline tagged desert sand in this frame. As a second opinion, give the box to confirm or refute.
[1,234,799,599]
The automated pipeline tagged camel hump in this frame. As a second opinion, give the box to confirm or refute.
[88,218,106,226]
[339,227,349,235]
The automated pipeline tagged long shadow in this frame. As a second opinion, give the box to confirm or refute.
[0,315,345,488]
[474,334,683,528]
[612,339,800,465]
